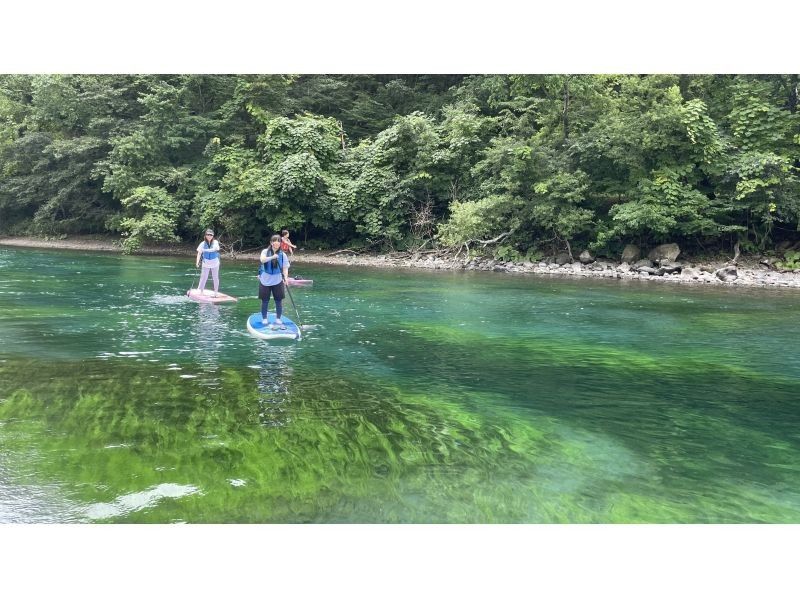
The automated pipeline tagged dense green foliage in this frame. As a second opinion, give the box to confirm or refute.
[1,74,798,256]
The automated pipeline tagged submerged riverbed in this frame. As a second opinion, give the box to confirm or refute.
[1,246,799,523]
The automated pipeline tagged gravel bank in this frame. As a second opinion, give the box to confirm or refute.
[2,236,798,289]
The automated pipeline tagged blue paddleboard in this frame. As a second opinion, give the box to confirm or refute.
[246,313,301,340]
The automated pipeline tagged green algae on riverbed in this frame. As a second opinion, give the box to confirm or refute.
[0,358,644,523]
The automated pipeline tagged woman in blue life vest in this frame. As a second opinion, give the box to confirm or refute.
[258,234,290,328]
[195,229,221,297]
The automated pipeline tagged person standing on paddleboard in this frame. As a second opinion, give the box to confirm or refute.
[196,229,221,297]
[259,234,290,329]
[280,229,297,255]
[280,228,305,280]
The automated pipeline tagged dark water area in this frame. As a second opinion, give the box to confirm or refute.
[1,246,799,522]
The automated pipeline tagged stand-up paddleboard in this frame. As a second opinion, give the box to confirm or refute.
[247,313,301,340]
[186,288,238,303]
[286,276,313,287]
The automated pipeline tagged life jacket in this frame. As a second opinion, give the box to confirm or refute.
[259,249,284,276]
[280,239,290,252]
[202,241,219,261]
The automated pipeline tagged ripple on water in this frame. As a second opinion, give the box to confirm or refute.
[0,460,85,523]
[150,294,192,305]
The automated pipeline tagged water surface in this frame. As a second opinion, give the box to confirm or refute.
[1,247,799,522]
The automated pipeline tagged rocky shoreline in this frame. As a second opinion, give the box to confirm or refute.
[2,235,799,289]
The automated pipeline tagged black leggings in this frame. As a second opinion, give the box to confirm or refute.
[259,282,285,319]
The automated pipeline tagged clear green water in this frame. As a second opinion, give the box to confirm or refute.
[1,246,799,523]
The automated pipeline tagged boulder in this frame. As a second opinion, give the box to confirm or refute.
[621,244,641,264]
[648,243,681,265]
[578,250,595,264]
[715,265,738,282]
[681,267,701,279]
[555,252,572,265]
[633,259,654,269]
[658,263,683,275]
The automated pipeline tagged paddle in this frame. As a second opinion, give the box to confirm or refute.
[282,274,305,330]
[188,257,202,295]
[189,234,204,294]
[195,256,203,290]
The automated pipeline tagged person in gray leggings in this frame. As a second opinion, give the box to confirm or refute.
[195,229,221,296]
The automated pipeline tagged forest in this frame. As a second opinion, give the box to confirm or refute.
[0,74,798,261]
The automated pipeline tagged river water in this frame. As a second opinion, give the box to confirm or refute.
[1,246,799,522]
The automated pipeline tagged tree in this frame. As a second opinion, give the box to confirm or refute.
[0,74,797,256]
[0,75,131,235]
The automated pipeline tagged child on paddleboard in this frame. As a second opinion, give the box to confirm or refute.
[196,229,221,297]
[280,229,297,255]
[259,234,290,329]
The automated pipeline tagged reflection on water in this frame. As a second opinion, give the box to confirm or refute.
[253,344,296,428]
[193,303,225,388]
[1,247,800,523]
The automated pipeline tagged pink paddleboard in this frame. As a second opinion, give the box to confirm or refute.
[186,288,238,303]
[286,278,313,287]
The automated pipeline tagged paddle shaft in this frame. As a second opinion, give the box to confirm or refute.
[191,256,202,290]
[282,274,303,328]
[192,235,204,290]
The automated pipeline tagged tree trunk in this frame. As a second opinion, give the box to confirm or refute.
[562,77,570,141]
[775,74,798,114]
[564,237,574,261]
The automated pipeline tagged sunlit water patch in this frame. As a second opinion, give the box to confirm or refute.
[85,483,200,521]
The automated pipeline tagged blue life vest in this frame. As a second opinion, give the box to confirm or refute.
[259,250,285,275]
[202,241,219,261]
